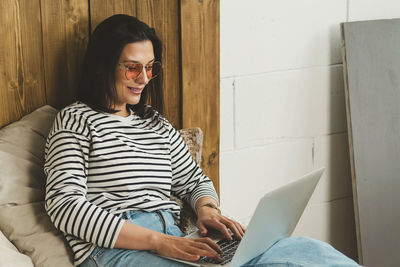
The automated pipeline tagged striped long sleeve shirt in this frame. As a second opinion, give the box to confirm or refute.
[44,101,218,265]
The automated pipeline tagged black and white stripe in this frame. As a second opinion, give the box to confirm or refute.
[44,102,218,265]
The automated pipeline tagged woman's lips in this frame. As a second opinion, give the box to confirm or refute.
[128,86,143,95]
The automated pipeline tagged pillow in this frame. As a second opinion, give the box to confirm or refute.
[0,230,34,267]
[0,105,74,267]
[178,127,203,165]
[176,128,203,234]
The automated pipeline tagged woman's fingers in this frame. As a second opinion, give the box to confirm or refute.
[184,238,222,262]
[160,235,222,262]
[240,222,246,233]
[235,221,245,236]
[219,217,246,239]
[197,221,208,236]
[187,242,221,261]
[230,219,246,238]
[196,237,222,253]
[221,218,242,239]
[196,207,247,241]
[185,244,215,258]
[156,235,222,262]
[210,216,244,240]
[211,220,233,240]
[175,248,201,261]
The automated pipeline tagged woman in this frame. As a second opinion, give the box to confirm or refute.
[44,14,359,267]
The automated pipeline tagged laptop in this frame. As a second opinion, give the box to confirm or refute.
[165,167,325,267]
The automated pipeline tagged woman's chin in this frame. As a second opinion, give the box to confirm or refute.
[127,96,141,105]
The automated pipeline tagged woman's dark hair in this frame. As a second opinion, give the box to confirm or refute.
[77,14,163,118]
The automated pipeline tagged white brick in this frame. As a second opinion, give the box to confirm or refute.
[220,139,313,222]
[349,0,400,21]
[310,133,353,204]
[220,78,235,151]
[292,197,358,260]
[220,0,347,77]
[235,65,346,148]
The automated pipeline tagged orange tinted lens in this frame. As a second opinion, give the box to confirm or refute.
[145,65,153,79]
[147,62,161,79]
[126,63,142,79]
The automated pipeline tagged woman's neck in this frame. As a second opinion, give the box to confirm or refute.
[113,105,130,117]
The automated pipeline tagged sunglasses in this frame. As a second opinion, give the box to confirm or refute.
[118,61,162,80]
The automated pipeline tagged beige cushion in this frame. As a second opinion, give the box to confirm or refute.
[0,230,34,267]
[0,105,75,267]
[0,105,203,266]
[178,127,203,165]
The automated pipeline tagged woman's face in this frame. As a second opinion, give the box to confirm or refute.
[114,40,155,116]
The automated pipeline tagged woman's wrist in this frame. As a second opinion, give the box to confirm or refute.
[195,197,220,214]
[149,231,163,251]
[197,202,221,215]
[115,221,165,251]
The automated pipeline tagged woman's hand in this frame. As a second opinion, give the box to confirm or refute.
[115,220,221,262]
[196,206,246,240]
[153,234,222,262]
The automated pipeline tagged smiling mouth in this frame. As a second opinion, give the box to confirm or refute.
[128,86,143,95]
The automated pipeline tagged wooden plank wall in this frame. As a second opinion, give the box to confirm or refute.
[0,0,47,126]
[0,0,219,195]
[41,0,89,109]
[90,0,181,129]
[181,0,220,194]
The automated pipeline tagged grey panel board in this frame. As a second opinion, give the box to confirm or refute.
[342,19,400,267]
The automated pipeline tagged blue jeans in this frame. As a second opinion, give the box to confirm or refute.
[80,210,360,267]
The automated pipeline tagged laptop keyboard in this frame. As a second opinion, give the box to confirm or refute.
[198,236,240,265]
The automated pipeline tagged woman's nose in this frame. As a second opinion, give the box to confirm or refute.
[135,68,150,84]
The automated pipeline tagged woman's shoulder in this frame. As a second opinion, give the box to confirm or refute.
[59,101,94,116]
[52,101,94,134]
[145,105,171,129]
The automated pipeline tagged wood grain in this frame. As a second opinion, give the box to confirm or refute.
[1,0,219,194]
[180,0,220,195]
[137,0,181,129]
[40,0,89,109]
[89,0,136,31]
[90,0,181,128]
[0,0,46,128]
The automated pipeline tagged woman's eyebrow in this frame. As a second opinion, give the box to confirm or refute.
[122,58,155,64]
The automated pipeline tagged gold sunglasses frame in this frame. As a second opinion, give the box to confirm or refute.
[118,61,162,80]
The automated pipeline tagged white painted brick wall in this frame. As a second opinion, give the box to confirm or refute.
[220,0,347,78]
[311,133,353,204]
[234,65,347,148]
[220,0,400,261]
[220,140,313,222]
[349,0,400,21]
[292,197,358,259]
[220,78,235,152]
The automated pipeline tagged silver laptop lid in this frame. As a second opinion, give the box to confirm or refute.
[230,167,324,267]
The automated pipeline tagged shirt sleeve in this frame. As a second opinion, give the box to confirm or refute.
[44,110,124,249]
[168,124,219,211]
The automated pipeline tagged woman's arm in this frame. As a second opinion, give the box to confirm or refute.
[115,221,222,261]
[168,125,218,210]
[195,196,245,240]
[46,111,222,262]
[45,128,124,248]
[46,128,221,262]
[45,111,125,249]
[166,124,244,241]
